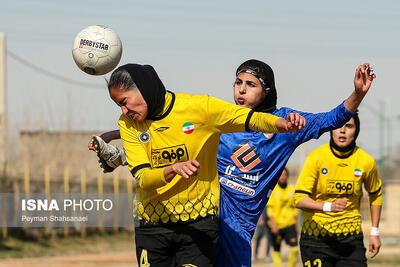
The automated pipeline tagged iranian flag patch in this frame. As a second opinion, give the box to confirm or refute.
[354,168,362,177]
[182,122,195,134]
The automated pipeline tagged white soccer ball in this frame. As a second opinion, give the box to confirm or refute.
[72,25,122,76]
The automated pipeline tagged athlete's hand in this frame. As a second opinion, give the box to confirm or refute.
[354,63,376,95]
[369,235,381,258]
[286,113,306,133]
[331,198,349,212]
[172,160,200,179]
[270,223,279,235]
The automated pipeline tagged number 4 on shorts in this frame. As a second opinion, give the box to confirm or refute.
[140,249,150,267]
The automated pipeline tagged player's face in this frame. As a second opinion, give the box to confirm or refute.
[233,73,269,109]
[332,117,356,148]
[109,86,148,122]
[278,169,288,184]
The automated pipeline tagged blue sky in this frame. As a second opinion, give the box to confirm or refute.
[1,0,400,163]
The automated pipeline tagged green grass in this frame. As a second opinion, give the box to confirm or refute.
[0,230,134,259]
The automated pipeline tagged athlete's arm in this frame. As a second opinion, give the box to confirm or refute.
[343,63,376,112]
[206,96,304,134]
[363,159,382,258]
[250,112,306,133]
[135,160,200,190]
[267,215,279,235]
[295,196,348,213]
[369,205,382,258]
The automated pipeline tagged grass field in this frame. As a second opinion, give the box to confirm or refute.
[0,232,399,266]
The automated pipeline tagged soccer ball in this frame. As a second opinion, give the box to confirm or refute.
[72,25,122,76]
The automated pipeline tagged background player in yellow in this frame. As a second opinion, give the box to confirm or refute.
[294,113,382,267]
[106,63,306,267]
[267,167,299,267]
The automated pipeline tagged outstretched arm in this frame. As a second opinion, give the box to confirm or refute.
[343,63,376,112]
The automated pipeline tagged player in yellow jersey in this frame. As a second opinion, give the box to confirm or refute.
[104,63,306,267]
[294,113,382,267]
[267,167,299,267]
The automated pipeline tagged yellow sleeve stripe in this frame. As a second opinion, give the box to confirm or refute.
[248,111,280,133]
[245,110,254,132]
[368,187,381,195]
[295,190,311,195]
[131,163,151,176]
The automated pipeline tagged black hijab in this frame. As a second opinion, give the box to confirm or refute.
[329,113,360,157]
[116,64,166,120]
[236,59,277,113]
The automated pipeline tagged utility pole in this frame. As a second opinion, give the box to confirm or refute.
[0,33,6,176]
[378,100,385,170]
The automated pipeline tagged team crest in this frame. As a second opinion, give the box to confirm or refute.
[321,167,329,175]
[354,169,362,178]
[139,131,151,143]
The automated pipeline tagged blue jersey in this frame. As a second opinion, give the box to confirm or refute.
[215,102,354,267]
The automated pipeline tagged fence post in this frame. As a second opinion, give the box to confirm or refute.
[63,166,69,237]
[113,170,119,233]
[23,163,30,230]
[97,169,104,233]
[80,168,86,237]
[127,175,134,233]
[44,165,51,236]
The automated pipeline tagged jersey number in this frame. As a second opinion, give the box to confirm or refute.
[230,140,261,172]
[305,258,322,267]
[140,249,150,267]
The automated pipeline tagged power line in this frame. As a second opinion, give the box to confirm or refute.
[6,50,104,88]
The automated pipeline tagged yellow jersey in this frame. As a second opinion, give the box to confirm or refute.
[267,183,298,229]
[294,144,382,239]
[119,92,280,226]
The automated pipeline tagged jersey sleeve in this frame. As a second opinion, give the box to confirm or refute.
[363,159,383,206]
[294,151,319,205]
[291,102,354,146]
[205,96,279,134]
[118,115,152,173]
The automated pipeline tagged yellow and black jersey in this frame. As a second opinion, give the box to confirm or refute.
[294,143,382,238]
[119,92,280,225]
[267,183,298,229]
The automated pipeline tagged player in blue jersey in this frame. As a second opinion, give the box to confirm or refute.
[215,60,375,267]
[89,60,375,267]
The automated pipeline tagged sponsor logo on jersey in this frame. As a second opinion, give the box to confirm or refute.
[138,131,151,143]
[231,140,261,172]
[224,165,260,182]
[151,144,189,168]
[327,179,354,195]
[321,167,329,175]
[263,133,275,139]
[354,168,362,177]
[154,127,169,132]
[337,163,348,167]
[182,122,195,134]
[219,177,255,196]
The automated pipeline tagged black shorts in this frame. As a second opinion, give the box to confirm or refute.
[271,224,298,251]
[300,235,367,267]
[135,216,218,267]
